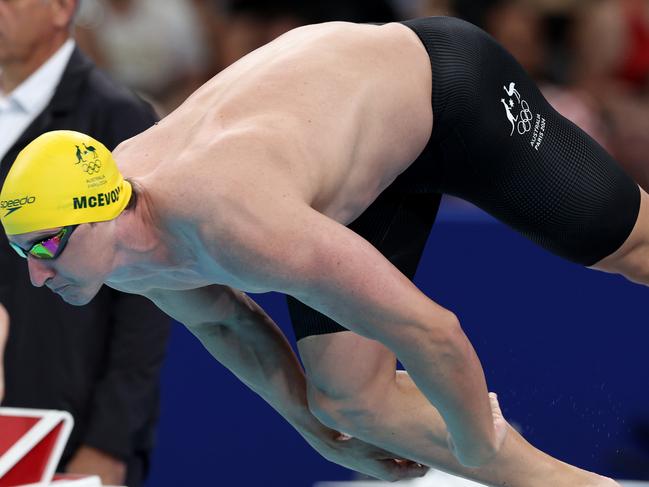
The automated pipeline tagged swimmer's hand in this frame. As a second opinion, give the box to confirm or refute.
[311,431,429,482]
[446,392,509,467]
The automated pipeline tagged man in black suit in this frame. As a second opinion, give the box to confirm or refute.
[0,1,170,486]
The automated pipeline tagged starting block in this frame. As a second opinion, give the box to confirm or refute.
[0,408,101,487]
[315,470,649,487]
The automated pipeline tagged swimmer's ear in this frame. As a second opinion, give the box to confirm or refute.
[124,179,138,212]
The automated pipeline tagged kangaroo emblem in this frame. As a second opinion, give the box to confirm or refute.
[501,98,518,136]
[504,82,521,103]
[75,145,84,164]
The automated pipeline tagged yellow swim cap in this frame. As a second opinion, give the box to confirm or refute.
[0,130,132,235]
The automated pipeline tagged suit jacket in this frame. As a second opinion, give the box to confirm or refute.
[0,48,170,485]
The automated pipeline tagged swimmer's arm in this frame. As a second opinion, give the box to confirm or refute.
[144,285,323,435]
[230,206,499,468]
[143,285,428,479]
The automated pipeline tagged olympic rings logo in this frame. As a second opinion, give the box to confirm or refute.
[517,100,533,135]
[83,160,102,174]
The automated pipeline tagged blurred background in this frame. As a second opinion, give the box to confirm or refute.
[17,0,649,484]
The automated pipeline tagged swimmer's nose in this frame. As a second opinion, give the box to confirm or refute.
[27,257,55,288]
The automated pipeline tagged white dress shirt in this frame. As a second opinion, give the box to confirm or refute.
[0,39,76,163]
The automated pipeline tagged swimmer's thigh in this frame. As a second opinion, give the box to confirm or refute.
[404,16,641,266]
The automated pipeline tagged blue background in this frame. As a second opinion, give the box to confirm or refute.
[145,202,649,486]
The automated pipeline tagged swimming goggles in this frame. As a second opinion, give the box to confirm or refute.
[9,225,78,260]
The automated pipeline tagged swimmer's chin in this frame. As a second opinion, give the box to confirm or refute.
[55,287,97,306]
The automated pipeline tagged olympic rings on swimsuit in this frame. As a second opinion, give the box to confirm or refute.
[517,100,533,135]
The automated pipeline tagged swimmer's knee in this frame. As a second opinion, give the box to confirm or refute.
[622,247,649,285]
[305,353,396,433]
[591,235,649,285]
[299,332,397,433]
[305,366,389,434]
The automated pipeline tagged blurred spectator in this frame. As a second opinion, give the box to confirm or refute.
[75,0,208,112]
[189,0,228,85]
[413,0,455,17]
[214,0,399,72]
[484,0,545,78]
[573,0,649,95]
[571,0,649,191]
[0,0,170,486]
[0,302,7,402]
[450,0,496,28]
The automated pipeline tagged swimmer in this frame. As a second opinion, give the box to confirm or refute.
[2,17,639,486]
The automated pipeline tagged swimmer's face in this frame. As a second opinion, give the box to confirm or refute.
[8,223,113,306]
[0,0,74,66]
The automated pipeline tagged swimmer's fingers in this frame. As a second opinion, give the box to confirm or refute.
[489,392,509,456]
[322,434,428,481]
[376,458,429,481]
[489,392,503,420]
[352,457,428,482]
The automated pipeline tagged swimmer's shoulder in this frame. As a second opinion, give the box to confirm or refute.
[185,178,316,292]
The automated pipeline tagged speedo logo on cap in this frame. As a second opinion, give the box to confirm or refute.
[1,196,36,217]
[73,186,121,209]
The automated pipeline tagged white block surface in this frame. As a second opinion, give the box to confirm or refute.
[315,470,649,487]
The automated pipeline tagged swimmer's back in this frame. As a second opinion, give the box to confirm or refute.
[115,21,434,224]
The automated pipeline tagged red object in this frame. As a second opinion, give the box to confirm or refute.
[0,408,73,487]
[0,423,63,486]
[617,1,649,87]
[0,417,40,456]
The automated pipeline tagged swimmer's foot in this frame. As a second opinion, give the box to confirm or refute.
[562,470,620,487]
[590,475,621,487]
[533,460,620,487]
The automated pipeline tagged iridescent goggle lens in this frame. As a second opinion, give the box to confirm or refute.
[9,225,78,260]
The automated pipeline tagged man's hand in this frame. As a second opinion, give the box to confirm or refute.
[0,303,8,403]
[447,392,509,466]
[310,432,429,482]
[65,445,127,486]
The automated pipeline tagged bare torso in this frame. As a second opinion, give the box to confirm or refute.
[109,21,434,293]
